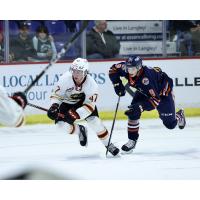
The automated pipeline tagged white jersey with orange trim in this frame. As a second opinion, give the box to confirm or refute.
[0,86,24,127]
[50,72,119,154]
[50,72,98,120]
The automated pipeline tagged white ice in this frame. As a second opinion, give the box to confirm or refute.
[0,117,200,180]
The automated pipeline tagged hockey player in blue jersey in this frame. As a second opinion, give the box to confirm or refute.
[109,55,186,153]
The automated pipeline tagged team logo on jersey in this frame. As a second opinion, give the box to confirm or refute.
[70,93,85,100]
[66,87,74,92]
[142,77,149,85]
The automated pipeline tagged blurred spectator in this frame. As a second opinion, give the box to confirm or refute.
[191,22,200,56]
[10,22,36,62]
[0,21,3,33]
[170,20,194,56]
[64,20,79,32]
[170,20,194,33]
[86,20,120,59]
[178,31,192,56]
[0,32,4,62]
[32,25,57,61]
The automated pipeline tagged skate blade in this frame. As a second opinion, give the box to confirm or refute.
[81,143,88,148]
[120,149,133,155]
[106,152,121,158]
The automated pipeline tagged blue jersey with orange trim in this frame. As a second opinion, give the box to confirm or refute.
[109,62,174,110]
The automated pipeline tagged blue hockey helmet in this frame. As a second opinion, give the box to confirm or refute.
[125,55,143,71]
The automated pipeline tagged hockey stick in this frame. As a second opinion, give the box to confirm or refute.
[124,82,150,99]
[24,20,89,94]
[27,102,48,112]
[122,77,151,98]
[124,83,136,97]
[106,96,121,156]
[27,102,66,119]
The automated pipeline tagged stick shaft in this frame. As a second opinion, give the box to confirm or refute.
[27,102,48,112]
[106,96,120,156]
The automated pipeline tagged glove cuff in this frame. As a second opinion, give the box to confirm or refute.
[47,103,59,120]
[12,95,26,109]
[68,109,80,120]
[52,103,59,108]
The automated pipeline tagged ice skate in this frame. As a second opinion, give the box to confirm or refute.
[176,109,186,129]
[106,143,120,156]
[78,125,88,146]
[121,139,137,153]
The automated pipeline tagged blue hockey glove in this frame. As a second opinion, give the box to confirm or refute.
[124,103,143,118]
[113,83,126,97]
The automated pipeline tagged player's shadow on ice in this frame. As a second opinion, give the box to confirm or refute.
[64,153,102,161]
[63,152,120,161]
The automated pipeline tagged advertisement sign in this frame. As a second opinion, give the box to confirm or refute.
[115,33,163,41]
[119,41,177,55]
[107,21,162,34]
[108,20,164,43]
[107,21,174,56]
[0,58,200,115]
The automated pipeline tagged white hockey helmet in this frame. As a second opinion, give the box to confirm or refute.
[70,58,89,77]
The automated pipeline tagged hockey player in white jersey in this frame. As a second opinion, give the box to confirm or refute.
[47,58,119,156]
[0,86,27,127]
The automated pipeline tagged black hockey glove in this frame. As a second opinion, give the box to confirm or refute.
[113,83,126,97]
[58,108,80,125]
[124,103,143,118]
[11,92,27,109]
[47,103,59,120]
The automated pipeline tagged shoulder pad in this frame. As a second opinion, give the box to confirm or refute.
[114,62,126,68]
[153,67,162,72]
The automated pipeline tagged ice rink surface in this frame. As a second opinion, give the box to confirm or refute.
[0,117,200,180]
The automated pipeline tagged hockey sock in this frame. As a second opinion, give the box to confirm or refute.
[128,119,139,141]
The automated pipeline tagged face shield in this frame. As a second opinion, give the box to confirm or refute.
[125,56,142,76]
[71,67,88,84]
[72,68,86,77]
[126,65,138,77]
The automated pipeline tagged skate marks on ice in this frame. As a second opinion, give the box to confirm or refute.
[0,117,199,179]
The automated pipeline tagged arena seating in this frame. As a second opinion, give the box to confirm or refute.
[44,20,67,35]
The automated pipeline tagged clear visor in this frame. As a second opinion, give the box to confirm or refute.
[71,68,86,78]
[126,65,138,74]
